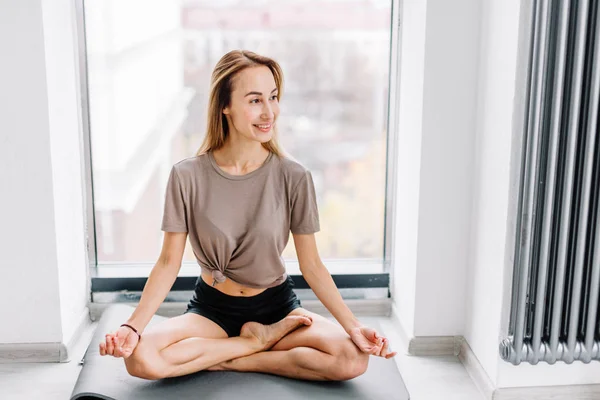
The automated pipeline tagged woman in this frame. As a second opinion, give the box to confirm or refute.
[99,50,396,381]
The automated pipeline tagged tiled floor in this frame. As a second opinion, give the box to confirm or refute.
[0,316,484,400]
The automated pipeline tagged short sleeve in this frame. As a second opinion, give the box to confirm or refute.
[290,170,320,234]
[161,166,188,232]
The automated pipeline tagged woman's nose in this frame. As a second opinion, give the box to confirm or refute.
[262,103,274,119]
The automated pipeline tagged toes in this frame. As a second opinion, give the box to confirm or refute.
[297,315,312,325]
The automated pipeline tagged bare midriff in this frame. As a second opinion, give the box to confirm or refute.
[201,270,267,297]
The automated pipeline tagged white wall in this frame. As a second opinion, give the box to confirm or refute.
[463,0,523,387]
[413,0,480,336]
[392,0,480,338]
[0,0,89,357]
[0,0,62,343]
[391,0,428,338]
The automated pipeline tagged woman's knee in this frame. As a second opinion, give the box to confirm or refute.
[124,341,168,380]
[327,340,369,381]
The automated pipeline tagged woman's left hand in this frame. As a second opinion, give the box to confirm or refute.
[349,326,397,358]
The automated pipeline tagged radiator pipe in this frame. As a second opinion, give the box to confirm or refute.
[531,0,571,365]
[549,0,587,365]
[500,337,600,364]
[583,0,600,365]
[567,0,594,365]
[513,0,551,363]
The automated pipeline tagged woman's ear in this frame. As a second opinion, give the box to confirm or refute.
[223,107,230,115]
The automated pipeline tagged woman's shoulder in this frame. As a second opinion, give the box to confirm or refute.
[170,154,209,181]
[172,154,207,171]
[277,154,312,187]
[278,153,310,174]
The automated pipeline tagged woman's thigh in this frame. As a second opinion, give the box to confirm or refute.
[139,312,229,352]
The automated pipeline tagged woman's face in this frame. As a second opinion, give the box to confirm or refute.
[223,66,280,143]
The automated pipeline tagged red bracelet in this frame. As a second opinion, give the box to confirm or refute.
[120,323,141,339]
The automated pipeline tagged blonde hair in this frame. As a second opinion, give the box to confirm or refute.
[195,50,288,157]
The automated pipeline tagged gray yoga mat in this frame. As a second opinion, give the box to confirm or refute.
[71,304,410,400]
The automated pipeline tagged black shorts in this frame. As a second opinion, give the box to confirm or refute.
[183,275,303,337]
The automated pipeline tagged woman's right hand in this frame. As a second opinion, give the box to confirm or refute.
[99,325,140,359]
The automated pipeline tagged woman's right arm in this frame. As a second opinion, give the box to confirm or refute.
[122,231,188,335]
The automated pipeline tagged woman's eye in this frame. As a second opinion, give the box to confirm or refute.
[250,96,277,104]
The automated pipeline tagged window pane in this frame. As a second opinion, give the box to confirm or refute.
[85,0,391,266]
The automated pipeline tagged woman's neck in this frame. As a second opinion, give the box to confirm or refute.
[212,144,270,170]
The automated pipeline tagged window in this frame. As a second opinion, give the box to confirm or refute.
[82,0,394,291]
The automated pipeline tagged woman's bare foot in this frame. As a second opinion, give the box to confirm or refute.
[240,315,312,351]
[206,315,313,371]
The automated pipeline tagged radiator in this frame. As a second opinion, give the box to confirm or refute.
[500,0,600,365]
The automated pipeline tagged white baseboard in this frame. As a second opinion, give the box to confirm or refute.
[0,307,92,363]
[457,336,496,399]
[456,331,600,400]
[0,342,63,363]
[493,384,600,400]
[389,302,461,356]
[408,335,462,356]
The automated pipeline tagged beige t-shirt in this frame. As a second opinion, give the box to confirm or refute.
[161,150,320,288]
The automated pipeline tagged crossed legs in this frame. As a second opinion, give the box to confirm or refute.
[113,308,368,381]
[207,308,369,380]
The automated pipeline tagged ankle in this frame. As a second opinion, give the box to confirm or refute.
[241,335,265,351]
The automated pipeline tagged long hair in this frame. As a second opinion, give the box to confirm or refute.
[195,50,288,157]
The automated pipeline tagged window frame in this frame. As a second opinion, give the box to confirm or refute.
[75,0,403,298]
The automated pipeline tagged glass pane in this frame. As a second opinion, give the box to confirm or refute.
[85,0,391,266]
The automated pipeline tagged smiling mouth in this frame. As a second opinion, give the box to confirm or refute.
[254,123,272,131]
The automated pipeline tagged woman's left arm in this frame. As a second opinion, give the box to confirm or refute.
[293,233,362,333]
[292,233,396,358]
